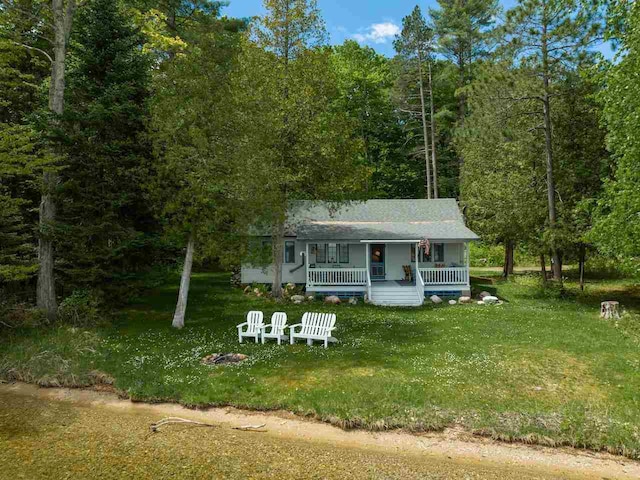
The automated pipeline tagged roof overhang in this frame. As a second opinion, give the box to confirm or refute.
[297,221,479,242]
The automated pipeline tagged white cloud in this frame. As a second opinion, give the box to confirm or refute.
[352,22,400,44]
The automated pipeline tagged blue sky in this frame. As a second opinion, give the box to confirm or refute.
[223,0,611,58]
[223,0,516,57]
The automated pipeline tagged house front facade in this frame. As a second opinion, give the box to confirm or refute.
[241,199,479,306]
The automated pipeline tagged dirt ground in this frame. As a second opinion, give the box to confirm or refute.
[0,383,638,479]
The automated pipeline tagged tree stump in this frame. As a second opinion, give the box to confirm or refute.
[600,301,620,320]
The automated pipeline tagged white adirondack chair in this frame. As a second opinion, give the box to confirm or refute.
[260,312,288,345]
[289,312,337,348]
[237,311,264,343]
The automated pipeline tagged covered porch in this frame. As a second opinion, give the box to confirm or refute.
[304,240,471,304]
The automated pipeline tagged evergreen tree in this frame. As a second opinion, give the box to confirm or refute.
[497,0,601,282]
[0,124,54,284]
[458,62,547,276]
[55,0,154,292]
[0,3,56,289]
[431,0,500,124]
[394,6,439,198]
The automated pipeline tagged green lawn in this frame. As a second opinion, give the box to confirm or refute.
[2,272,639,458]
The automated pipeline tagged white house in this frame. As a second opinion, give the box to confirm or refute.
[241,199,479,306]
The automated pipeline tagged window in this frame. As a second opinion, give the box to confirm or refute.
[339,244,349,263]
[327,243,338,263]
[421,243,444,262]
[315,243,326,263]
[433,243,444,262]
[261,239,272,256]
[284,241,295,264]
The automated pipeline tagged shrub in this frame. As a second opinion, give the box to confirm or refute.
[0,300,46,329]
[57,290,105,327]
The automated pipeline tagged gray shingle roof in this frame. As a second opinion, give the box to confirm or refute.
[287,199,479,241]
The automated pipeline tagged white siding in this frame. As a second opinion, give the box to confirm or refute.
[241,238,307,285]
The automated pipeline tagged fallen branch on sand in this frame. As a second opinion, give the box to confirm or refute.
[232,423,267,432]
[150,417,217,432]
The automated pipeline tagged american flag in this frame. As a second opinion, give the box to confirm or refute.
[419,238,430,255]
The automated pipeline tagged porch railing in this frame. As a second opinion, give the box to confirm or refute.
[415,268,425,304]
[420,267,468,286]
[307,268,368,286]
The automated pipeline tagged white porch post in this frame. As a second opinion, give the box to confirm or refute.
[365,242,371,300]
[305,243,310,288]
[366,242,370,274]
[465,242,471,286]
[414,242,419,284]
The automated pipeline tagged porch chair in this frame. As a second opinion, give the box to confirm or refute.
[402,265,414,282]
[237,311,264,343]
[289,312,337,348]
[260,312,289,345]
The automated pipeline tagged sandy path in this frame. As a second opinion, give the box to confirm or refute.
[1,382,638,479]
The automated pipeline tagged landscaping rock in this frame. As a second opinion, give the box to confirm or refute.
[449,300,457,305]
[290,295,305,304]
[477,300,485,305]
[479,291,492,299]
[458,296,472,304]
[324,295,341,305]
[307,296,314,302]
[230,267,242,287]
[430,295,443,304]
[348,297,358,305]
[483,296,499,305]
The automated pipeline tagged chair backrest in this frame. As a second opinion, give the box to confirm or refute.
[271,312,287,335]
[301,312,336,336]
[246,311,264,333]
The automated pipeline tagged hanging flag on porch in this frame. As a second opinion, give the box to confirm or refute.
[419,238,430,256]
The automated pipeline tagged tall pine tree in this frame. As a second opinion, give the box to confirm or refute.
[56,0,154,293]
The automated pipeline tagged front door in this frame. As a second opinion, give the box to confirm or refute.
[370,244,385,280]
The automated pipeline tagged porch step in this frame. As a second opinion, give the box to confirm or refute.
[370,286,422,307]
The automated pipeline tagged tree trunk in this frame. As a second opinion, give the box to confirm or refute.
[540,254,547,284]
[417,50,432,199]
[428,60,438,199]
[271,218,286,298]
[579,244,586,291]
[172,234,195,329]
[37,0,77,321]
[502,241,514,278]
[541,19,562,284]
[457,43,466,126]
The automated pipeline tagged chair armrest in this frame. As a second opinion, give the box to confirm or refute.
[288,323,303,332]
[319,327,337,335]
[237,322,248,330]
[260,324,273,331]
